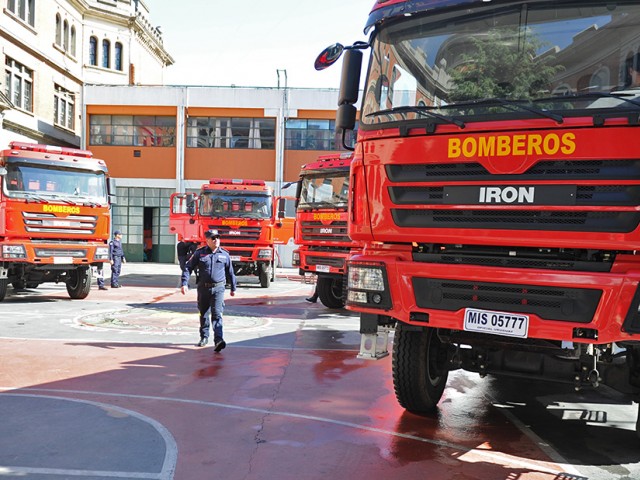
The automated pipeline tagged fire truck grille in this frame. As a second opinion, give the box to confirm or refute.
[392,210,640,232]
[412,277,601,323]
[225,247,255,257]
[301,220,350,242]
[387,159,640,233]
[22,212,98,235]
[34,248,87,258]
[210,225,263,242]
[307,256,345,268]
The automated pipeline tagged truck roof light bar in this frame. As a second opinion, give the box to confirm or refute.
[209,178,266,186]
[9,141,94,159]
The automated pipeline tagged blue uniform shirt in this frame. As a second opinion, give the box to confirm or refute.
[109,238,125,260]
[181,245,237,291]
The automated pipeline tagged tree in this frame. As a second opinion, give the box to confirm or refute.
[448,27,563,102]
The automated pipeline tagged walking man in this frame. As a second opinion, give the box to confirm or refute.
[109,230,126,288]
[181,229,236,352]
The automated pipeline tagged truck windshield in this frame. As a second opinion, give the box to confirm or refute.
[362,1,640,126]
[2,163,108,204]
[299,171,349,210]
[200,191,272,219]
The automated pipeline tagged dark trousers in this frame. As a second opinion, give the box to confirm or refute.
[197,284,225,342]
[111,257,123,286]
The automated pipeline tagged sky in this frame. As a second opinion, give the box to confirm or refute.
[149,0,375,89]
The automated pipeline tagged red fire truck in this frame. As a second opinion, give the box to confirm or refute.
[169,178,288,287]
[292,153,359,308]
[318,0,640,432]
[0,142,114,301]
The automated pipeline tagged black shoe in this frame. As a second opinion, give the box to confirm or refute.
[98,286,108,290]
[214,340,226,352]
[111,284,121,288]
[197,338,208,347]
[305,297,317,303]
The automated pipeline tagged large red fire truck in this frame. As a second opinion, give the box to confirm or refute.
[292,153,359,308]
[169,178,289,287]
[318,0,640,432]
[0,142,114,301]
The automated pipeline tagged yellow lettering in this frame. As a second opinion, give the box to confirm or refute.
[512,135,526,155]
[561,132,576,154]
[543,134,560,155]
[527,135,542,155]
[448,138,461,158]
[497,136,511,156]
[462,138,477,158]
[478,136,495,157]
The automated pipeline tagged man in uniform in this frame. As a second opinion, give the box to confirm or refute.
[181,229,237,352]
[109,230,126,288]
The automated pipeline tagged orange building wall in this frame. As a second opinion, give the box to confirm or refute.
[185,148,275,181]
[86,105,178,179]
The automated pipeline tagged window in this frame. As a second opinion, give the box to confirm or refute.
[55,14,61,46]
[54,85,74,130]
[5,57,33,112]
[186,117,276,149]
[89,115,176,147]
[115,42,123,71]
[7,0,35,27]
[102,39,110,68]
[285,118,357,151]
[89,37,97,66]
[70,26,76,57]
[63,20,69,52]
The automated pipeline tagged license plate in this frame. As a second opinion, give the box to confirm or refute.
[464,308,529,338]
[46,220,71,227]
[230,256,241,262]
[53,256,74,264]
[315,265,331,273]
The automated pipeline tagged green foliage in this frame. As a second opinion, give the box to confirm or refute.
[448,28,563,102]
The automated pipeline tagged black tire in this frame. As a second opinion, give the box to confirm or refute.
[259,263,271,288]
[392,323,449,413]
[66,267,92,299]
[317,276,345,309]
[12,280,25,290]
[0,278,7,301]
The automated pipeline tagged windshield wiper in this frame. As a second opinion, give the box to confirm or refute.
[451,98,564,123]
[23,192,50,203]
[366,106,466,128]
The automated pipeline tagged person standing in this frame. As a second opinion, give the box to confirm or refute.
[96,262,108,290]
[109,230,126,288]
[181,229,236,352]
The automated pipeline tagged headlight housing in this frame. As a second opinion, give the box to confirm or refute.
[94,247,109,260]
[292,250,300,266]
[346,262,391,309]
[258,248,272,259]
[2,245,26,259]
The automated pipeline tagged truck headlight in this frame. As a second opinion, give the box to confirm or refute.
[292,250,300,266]
[346,262,392,309]
[348,265,385,291]
[258,249,272,259]
[94,247,109,260]
[2,245,26,259]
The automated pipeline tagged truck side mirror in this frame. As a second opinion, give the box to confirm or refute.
[277,197,286,219]
[336,48,363,151]
[107,177,117,205]
[186,194,196,216]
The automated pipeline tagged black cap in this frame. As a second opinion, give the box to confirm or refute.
[204,229,220,239]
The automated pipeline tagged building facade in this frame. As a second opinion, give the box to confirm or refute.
[0,0,173,148]
[84,85,350,264]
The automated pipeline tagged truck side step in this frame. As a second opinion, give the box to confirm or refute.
[357,326,392,360]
